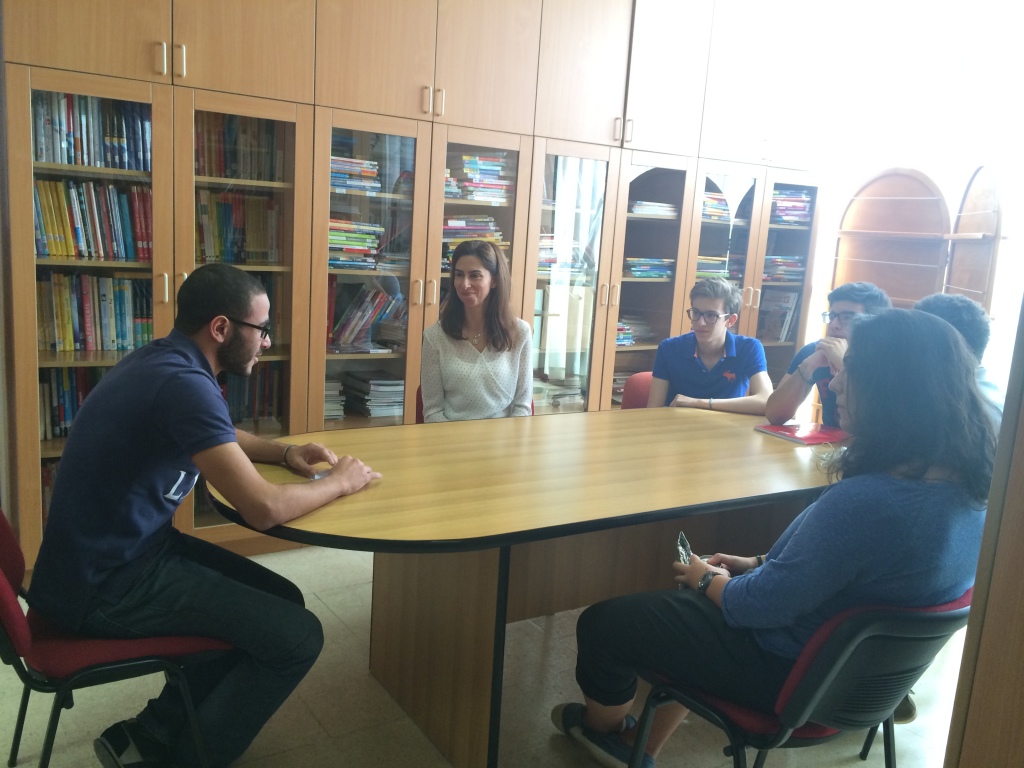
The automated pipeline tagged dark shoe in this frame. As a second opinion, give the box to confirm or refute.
[94,720,172,768]
[894,693,918,724]
[551,702,654,768]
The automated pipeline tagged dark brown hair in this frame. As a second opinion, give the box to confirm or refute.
[439,240,517,352]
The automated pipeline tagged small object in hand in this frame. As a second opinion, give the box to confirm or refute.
[677,531,692,564]
[312,470,330,481]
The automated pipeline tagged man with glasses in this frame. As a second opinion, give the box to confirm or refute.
[765,282,890,427]
[647,277,773,415]
[28,263,381,768]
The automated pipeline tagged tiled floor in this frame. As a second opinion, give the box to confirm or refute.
[3,546,963,767]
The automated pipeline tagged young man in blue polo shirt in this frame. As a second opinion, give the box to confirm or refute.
[765,282,890,426]
[647,277,773,415]
[27,264,381,768]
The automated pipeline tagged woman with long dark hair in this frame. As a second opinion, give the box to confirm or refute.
[551,309,996,767]
[420,240,532,422]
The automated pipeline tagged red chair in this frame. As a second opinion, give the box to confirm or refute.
[0,512,231,768]
[627,590,972,768]
[621,372,653,410]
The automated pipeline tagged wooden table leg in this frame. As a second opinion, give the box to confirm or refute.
[370,547,510,768]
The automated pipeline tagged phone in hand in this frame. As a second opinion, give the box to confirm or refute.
[677,531,692,564]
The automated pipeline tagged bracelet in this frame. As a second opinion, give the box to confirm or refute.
[708,398,713,411]
[283,444,294,465]
[755,554,764,567]
[697,571,718,596]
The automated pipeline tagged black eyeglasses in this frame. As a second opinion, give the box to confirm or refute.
[822,311,860,324]
[227,317,272,340]
[686,308,729,324]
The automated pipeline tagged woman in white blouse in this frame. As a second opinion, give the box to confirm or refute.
[420,240,532,422]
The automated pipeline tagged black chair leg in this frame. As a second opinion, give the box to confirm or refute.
[861,723,879,760]
[8,685,30,768]
[627,696,657,768]
[174,672,211,768]
[882,715,896,768]
[37,688,71,768]
[752,748,769,768]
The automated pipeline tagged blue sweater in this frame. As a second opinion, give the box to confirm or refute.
[720,474,985,659]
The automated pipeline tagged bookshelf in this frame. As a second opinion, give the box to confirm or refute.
[307,109,431,431]
[943,166,1001,312]
[171,87,313,549]
[3,66,174,568]
[523,138,621,414]
[834,168,949,309]
[599,151,698,409]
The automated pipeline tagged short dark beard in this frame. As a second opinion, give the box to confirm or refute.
[217,328,255,376]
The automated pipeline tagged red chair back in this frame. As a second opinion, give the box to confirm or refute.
[621,371,653,410]
[0,512,32,658]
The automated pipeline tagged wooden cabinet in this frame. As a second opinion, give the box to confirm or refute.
[171,0,315,103]
[598,151,698,409]
[168,88,313,550]
[835,168,950,309]
[2,65,174,567]
[534,0,633,147]
[1,0,315,102]
[2,0,173,84]
[306,109,431,431]
[945,166,1001,312]
[315,0,437,121]
[316,0,541,135]
[522,138,621,413]
[622,0,713,156]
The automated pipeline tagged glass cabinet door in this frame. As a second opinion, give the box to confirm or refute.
[602,152,695,408]
[528,142,618,414]
[685,161,766,330]
[753,176,818,383]
[310,112,429,430]
[425,127,532,331]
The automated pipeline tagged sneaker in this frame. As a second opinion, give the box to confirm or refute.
[893,693,918,724]
[93,719,172,768]
[551,703,654,768]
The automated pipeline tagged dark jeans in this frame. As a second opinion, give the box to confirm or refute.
[576,589,794,713]
[80,530,324,767]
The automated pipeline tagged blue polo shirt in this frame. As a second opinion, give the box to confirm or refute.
[787,341,839,427]
[652,331,767,405]
[28,329,237,630]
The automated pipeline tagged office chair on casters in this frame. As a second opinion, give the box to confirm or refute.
[620,372,653,410]
[627,590,972,768]
[0,511,231,768]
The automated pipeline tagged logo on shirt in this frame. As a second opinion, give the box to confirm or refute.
[164,470,199,502]
[722,371,737,382]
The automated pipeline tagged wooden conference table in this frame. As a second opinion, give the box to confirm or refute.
[209,408,830,768]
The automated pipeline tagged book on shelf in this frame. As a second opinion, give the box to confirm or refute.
[754,423,849,445]
[32,91,152,171]
[756,289,800,342]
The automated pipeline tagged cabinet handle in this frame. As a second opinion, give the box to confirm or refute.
[180,271,189,285]
[157,42,167,76]
[428,279,437,305]
[600,283,609,305]
[625,119,634,143]
[161,273,169,304]
[175,44,186,78]
[611,283,620,306]
[753,288,762,309]
[434,88,445,117]
[743,286,753,307]
[422,86,433,115]
[613,117,622,142]
[413,279,424,306]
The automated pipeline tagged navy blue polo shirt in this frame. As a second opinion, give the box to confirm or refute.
[652,331,767,405]
[28,329,237,630]
[787,341,839,427]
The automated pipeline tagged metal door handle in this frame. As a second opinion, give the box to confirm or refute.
[434,89,445,117]
[428,279,437,305]
[157,42,167,76]
[743,286,753,307]
[600,283,609,305]
[611,284,620,306]
[613,118,623,142]
[625,119,634,143]
[753,288,762,308]
[413,279,424,305]
[161,273,169,303]
[175,44,187,78]
[422,86,433,115]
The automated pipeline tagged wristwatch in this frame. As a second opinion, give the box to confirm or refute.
[697,570,718,596]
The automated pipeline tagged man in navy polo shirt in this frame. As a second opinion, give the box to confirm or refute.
[28,264,381,768]
[647,277,773,415]
[765,282,890,427]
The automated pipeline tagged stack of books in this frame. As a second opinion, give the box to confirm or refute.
[618,312,655,345]
[446,153,515,203]
[343,370,405,418]
[695,255,728,279]
[624,257,674,279]
[324,375,346,421]
[327,218,384,262]
[441,216,508,270]
[443,169,460,198]
[330,156,381,193]
[770,188,813,224]
[630,200,677,217]
[702,192,730,221]
[762,255,806,283]
[616,321,635,347]
[537,233,584,277]
[329,282,408,351]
